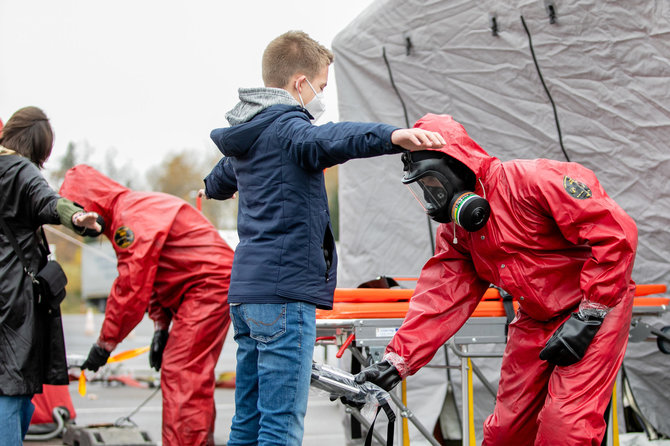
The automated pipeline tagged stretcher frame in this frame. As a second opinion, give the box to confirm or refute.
[315,285,669,446]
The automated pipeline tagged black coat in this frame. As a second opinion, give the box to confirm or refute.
[0,152,68,396]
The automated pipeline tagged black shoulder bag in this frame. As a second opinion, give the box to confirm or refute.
[0,216,68,310]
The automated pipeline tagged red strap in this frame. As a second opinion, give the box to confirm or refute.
[336,334,355,359]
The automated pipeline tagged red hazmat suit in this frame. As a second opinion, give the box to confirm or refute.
[60,165,233,446]
[386,115,637,445]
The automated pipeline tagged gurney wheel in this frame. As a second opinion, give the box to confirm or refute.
[657,326,670,354]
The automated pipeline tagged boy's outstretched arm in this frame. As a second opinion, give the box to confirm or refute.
[281,118,446,171]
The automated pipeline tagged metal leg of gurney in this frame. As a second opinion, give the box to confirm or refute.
[449,340,506,446]
[452,352,623,446]
[385,386,442,446]
[469,359,498,399]
[348,345,442,446]
[604,381,620,446]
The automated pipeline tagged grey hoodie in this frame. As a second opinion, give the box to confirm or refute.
[225,87,300,127]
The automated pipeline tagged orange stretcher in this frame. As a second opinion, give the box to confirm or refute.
[314,284,668,446]
[316,284,669,320]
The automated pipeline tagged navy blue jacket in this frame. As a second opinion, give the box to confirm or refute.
[205,105,401,309]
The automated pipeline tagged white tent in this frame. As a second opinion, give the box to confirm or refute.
[332,0,670,442]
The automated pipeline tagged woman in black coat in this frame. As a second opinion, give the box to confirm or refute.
[0,106,102,445]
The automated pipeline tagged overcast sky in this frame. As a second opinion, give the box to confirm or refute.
[0,0,375,177]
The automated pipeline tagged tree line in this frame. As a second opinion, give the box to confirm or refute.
[48,141,238,230]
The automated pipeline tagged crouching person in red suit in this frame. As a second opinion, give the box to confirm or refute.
[353,114,638,446]
[60,165,233,446]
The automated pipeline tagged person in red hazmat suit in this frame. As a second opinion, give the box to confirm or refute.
[353,114,638,445]
[59,165,233,446]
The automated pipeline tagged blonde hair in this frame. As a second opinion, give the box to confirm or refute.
[262,31,334,88]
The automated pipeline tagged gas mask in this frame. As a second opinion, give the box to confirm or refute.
[401,151,490,231]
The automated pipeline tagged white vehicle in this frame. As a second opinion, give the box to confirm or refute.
[80,230,238,311]
[80,241,117,312]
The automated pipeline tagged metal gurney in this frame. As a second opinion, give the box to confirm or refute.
[315,284,669,446]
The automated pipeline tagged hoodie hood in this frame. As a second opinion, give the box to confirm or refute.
[59,164,129,227]
[413,114,495,181]
[225,87,299,126]
[211,88,305,158]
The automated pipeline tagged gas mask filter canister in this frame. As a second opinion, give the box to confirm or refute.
[449,191,490,232]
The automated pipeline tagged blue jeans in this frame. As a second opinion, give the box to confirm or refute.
[228,302,316,446]
[0,395,35,445]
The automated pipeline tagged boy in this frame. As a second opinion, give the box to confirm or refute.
[202,31,445,446]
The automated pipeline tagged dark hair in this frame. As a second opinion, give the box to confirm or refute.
[262,31,334,88]
[0,106,54,168]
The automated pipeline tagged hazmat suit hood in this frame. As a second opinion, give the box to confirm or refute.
[59,164,129,238]
[406,114,496,230]
[413,114,496,183]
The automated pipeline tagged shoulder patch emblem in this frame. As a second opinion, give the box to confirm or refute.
[114,226,135,248]
[563,176,592,200]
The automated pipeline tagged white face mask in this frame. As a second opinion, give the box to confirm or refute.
[296,78,326,123]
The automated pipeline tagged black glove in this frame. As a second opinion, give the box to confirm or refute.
[80,215,106,237]
[539,312,603,366]
[354,360,402,392]
[330,393,365,410]
[81,344,111,372]
[149,329,169,371]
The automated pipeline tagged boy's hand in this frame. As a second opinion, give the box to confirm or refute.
[391,128,446,151]
[200,188,237,200]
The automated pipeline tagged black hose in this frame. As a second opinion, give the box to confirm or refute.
[382,47,410,129]
[24,407,68,441]
[520,15,571,163]
[382,46,436,253]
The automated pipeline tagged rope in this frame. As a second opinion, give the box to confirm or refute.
[114,386,162,427]
[43,225,117,263]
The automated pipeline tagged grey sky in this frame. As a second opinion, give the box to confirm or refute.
[0,0,374,176]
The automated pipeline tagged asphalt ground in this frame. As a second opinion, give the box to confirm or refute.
[26,313,346,446]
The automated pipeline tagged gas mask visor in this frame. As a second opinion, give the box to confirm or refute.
[405,175,451,213]
[401,151,455,220]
